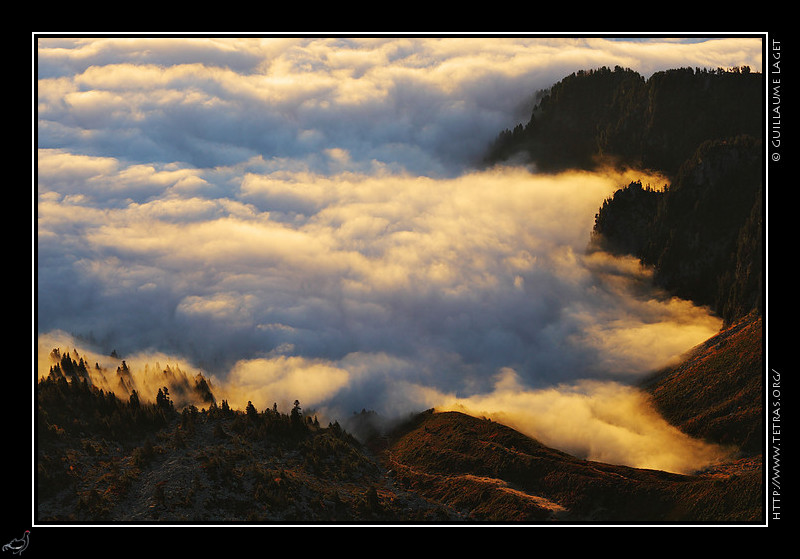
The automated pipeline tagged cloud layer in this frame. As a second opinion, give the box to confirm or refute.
[36,35,762,472]
[37,36,762,176]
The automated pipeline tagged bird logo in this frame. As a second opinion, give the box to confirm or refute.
[2,531,29,555]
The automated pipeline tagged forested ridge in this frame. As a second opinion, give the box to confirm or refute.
[36,342,762,523]
[486,65,764,324]
[37,350,427,522]
[594,136,762,324]
[485,65,762,176]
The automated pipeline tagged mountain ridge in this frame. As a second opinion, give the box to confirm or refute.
[485,65,763,325]
[35,312,763,523]
[484,65,762,178]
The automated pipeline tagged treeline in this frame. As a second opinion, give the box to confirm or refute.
[38,369,175,444]
[45,346,216,410]
[485,65,762,177]
[37,353,379,522]
[38,350,334,445]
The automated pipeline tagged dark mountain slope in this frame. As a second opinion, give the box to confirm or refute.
[485,65,762,178]
[36,323,763,524]
[36,375,462,523]
[594,136,763,324]
[485,66,764,325]
[641,312,763,456]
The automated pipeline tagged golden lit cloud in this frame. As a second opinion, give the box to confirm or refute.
[221,356,351,412]
[435,369,735,474]
[37,148,119,181]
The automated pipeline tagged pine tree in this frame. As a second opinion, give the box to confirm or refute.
[246,401,258,420]
[129,390,140,410]
[156,387,173,413]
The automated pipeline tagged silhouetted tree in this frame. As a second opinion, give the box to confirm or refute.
[246,400,258,420]
[290,400,302,424]
[156,387,173,413]
[129,390,140,410]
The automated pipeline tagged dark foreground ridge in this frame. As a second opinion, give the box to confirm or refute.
[36,314,762,524]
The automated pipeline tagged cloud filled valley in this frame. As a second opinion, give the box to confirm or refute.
[36,35,762,474]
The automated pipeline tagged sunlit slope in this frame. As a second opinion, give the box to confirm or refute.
[376,313,764,522]
[379,407,762,522]
[642,312,763,456]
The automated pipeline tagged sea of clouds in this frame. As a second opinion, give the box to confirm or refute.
[36,35,762,472]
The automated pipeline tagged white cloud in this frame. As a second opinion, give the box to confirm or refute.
[36,35,758,471]
[37,164,722,406]
[37,36,763,174]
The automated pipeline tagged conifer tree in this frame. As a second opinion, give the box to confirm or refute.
[246,401,258,419]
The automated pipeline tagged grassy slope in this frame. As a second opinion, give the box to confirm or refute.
[642,312,763,455]
[378,407,762,523]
